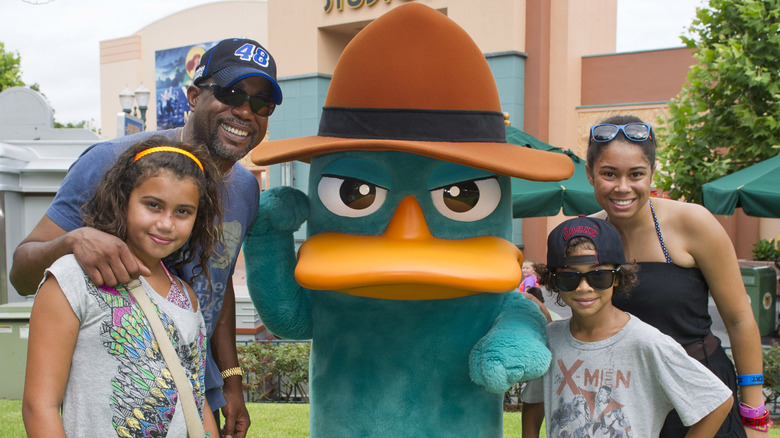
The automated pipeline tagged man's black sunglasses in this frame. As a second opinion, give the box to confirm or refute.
[198,83,275,116]
[553,268,619,292]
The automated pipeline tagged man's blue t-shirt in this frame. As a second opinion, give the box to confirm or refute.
[46,128,260,409]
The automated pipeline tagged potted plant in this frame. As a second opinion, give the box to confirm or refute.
[743,238,780,281]
[752,238,780,262]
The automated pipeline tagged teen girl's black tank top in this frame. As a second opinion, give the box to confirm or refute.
[611,201,713,345]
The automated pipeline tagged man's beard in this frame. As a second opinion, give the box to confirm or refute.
[208,130,255,166]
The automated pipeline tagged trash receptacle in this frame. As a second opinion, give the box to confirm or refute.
[0,301,33,399]
[741,266,778,337]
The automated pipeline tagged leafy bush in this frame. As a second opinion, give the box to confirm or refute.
[239,341,525,408]
[764,341,780,409]
[238,341,311,403]
[752,238,780,261]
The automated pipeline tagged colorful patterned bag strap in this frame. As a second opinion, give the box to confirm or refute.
[126,279,208,438]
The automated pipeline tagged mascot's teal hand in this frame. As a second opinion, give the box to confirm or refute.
[244,185,314,340]
[468,294,551,393]
[248,186,310,237]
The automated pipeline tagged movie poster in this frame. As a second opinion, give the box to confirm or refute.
[155,41,216,130]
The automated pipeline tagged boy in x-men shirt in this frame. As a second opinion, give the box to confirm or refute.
[521,216,733,437]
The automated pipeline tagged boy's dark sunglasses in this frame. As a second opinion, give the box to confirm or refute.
[553,268,619,292]
[198,83,275,116]
[590,123,652,143]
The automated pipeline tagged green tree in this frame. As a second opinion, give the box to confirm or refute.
[657,0,780,203]
[0,42,25,92]
[54,120,86,129]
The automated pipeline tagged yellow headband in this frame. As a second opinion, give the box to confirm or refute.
[133,146,204,172]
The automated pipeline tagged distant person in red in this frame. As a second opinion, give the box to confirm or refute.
[519,260,538,292]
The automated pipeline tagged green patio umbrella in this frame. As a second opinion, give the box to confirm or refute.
[702,154,780,217]
[507,126,601,218]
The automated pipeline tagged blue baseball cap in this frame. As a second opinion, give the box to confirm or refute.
[193,38,283,105]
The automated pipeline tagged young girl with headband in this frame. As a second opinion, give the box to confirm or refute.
[23,136,223,437]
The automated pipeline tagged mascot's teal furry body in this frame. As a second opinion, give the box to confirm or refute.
[244,4,574,437]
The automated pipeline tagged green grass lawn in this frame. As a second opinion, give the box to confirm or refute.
[243,404,529,437]
[3,399,779,437]
[1,400,527,437]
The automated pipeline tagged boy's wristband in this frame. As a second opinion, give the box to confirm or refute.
[736,373,764,386]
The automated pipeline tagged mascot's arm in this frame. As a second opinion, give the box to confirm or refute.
[243,186,313,340]
[468,292,551,393]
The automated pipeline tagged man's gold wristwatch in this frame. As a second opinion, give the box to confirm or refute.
[220,367,243,379]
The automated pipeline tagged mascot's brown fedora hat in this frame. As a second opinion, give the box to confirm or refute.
[251,2,574,181]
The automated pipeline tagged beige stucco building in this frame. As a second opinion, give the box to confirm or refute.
[100,0,615,153]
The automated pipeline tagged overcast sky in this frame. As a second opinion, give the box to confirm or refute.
[0,0,705,126]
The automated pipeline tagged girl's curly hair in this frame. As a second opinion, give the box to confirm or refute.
[81,135,224,293]
[536,236,639,306]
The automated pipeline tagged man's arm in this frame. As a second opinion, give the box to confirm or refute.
[10,215,149,295]
[210,278,250,438]
[10,215,69,295]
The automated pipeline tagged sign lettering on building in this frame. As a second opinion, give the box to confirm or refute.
[325,0,407,13]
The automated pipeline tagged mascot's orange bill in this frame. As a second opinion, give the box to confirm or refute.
[295,197,522,299]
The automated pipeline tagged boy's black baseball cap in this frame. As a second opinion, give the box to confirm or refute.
[546,216,626,268]
[193,38,283,104]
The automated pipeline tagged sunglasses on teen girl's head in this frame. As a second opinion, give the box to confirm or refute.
[553,268,620,292]
[590,123,652,143]
[198,83,276,116]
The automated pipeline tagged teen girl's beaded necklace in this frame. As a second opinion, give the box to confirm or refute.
[160,261,192,310]
[649,200,672,264]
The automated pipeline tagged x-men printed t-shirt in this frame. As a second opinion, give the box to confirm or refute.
[521,314,731,437]
[45,129,260,409]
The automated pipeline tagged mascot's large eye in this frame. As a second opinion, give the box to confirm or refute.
[318,176,387,217]
[430,177,500,222]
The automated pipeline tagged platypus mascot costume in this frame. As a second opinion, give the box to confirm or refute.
[244,3,573,437]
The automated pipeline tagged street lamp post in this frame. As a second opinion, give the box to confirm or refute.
[118,85,151,131]
[119,87,135,114]
[134,85,151,126]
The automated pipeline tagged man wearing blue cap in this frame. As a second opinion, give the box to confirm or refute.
[11,37,283,438]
